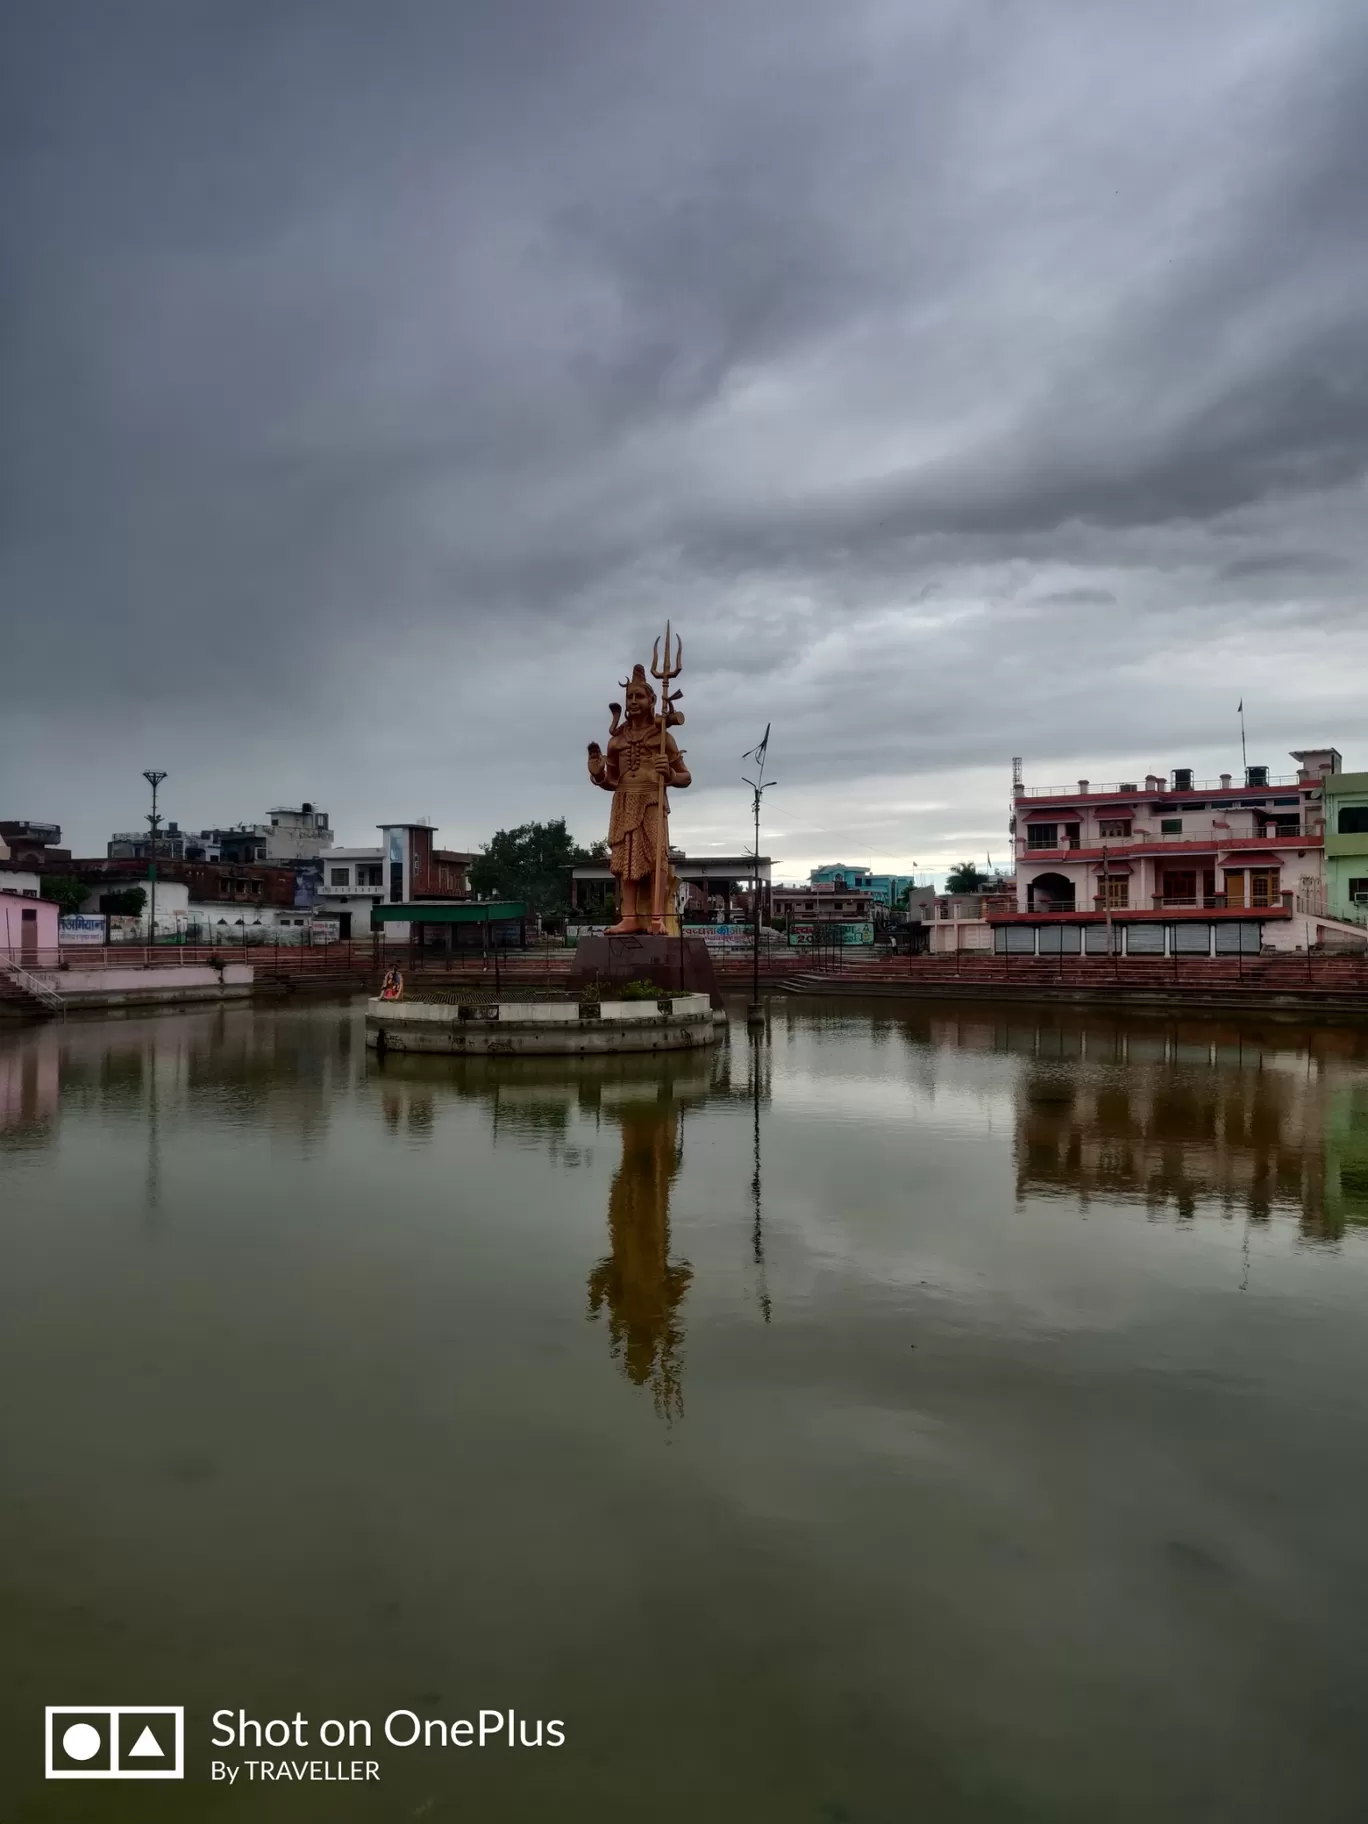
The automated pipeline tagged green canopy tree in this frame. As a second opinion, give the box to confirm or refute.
[945,861,988,894]
[40,875,89,918]
[468,820,607,916]
[101,886,147,918]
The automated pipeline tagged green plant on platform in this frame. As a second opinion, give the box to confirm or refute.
[616,979,665,1000]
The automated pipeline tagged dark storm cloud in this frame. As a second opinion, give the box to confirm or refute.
[1217,550,1352,581]
[2,0,1366,871]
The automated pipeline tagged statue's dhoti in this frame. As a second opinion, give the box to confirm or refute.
[609,784,664,884]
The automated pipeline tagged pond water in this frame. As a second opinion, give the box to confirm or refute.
[4,997,1368,1821]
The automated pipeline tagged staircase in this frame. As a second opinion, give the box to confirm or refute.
[0,958,65,1017]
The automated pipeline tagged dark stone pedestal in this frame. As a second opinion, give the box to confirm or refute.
[569,934,721,1007]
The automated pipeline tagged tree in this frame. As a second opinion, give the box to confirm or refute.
[945,861,988,894]
[469,820,607,916]
[42,875,89,918]
[100,886,147,918]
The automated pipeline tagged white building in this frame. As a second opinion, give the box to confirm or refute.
[263,804,334,863]
[314,848,387,941]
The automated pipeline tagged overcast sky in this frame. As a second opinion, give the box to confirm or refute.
[4,0,1366,880]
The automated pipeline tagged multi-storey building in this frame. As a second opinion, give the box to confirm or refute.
[0,821,71,867]
[774,884,873,922]
[314,823,473,941]
[315,848,388,941]
[808,864,928,909]
[1324,770,1368,927]
[1003,749,1364,955]
[108,804,332,866]
[262,805,333,863]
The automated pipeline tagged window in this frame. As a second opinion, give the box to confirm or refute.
[390,861,404,903]
[1338,806,1368,835]
[218,876,230,895]
[1101,877,1129,908]
[1250,870,1279,908]
[330,867,351,887]
[1160,818,1182,835]
[1228,868,1280,909]
[1348,878,1368,903]
[251,881,263,897]
[1098,818,1131,839]
[1027,823,1058,849]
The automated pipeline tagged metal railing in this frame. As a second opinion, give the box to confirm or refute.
[1148,893,1291,912]
[1022,825,1308,854]
[0,958,65,1012]
[1018,774,1303,799]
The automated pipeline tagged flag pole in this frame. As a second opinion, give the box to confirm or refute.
[1239,699,1247,776]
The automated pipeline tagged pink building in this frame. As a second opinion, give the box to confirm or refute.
[0,872,61,961]
[1000,749,1361,955]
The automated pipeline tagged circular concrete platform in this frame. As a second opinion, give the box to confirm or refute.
[365,991,724,1056]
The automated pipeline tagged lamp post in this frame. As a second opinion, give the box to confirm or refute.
[142,770,167,950]
[742,724,776,1028]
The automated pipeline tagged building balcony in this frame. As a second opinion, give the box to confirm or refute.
[1123,893,1295,913]
[1017,773,1302,799]
[1021,828,1311,862]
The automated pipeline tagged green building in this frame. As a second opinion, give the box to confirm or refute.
[1324,766,1368,926]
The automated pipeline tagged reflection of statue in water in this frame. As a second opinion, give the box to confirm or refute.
[586,631,690,936]
[587,1096,693,1419]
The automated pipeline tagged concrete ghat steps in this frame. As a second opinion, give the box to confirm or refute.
[0,964,63,1017]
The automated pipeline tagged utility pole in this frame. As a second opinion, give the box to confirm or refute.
[143,770,167,948]
[742,724,776,1028]
[1101,842,1114,959]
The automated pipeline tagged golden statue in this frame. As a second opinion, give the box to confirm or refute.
[586,624,690,935]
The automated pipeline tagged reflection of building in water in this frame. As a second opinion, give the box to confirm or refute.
[587,1092,693,1419]
[1326,1085,1368,1236]
[0,1026,60,1146]
[1014,1042,1368,1239]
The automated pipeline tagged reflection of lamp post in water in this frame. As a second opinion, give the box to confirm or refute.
[742,724,776,1028]
[750,1022,772,1323]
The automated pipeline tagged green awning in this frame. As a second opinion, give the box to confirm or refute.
[371,901,526,924]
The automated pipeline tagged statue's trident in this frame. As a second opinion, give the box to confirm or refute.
[649,619,683,933]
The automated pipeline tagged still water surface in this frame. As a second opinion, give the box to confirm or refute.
[4,998,1368,1821]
